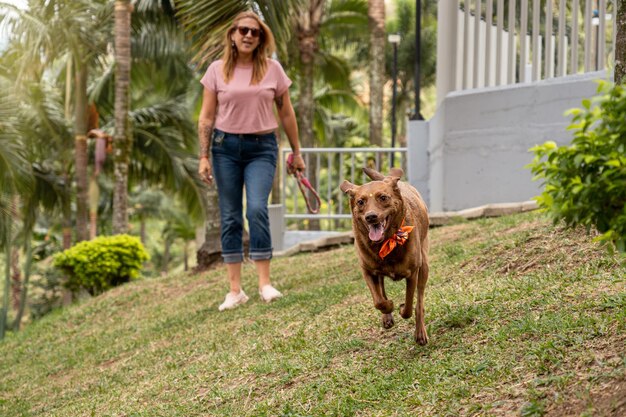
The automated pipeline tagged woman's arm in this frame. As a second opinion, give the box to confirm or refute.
[276,91,305,172]
[198,88,217,184]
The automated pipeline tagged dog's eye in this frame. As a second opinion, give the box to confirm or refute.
[379,195,388,202]
[356,199,365,207]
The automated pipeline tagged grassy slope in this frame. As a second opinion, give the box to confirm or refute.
[0,211,624,417]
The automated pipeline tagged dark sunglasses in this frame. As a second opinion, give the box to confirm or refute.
[236,26,262,38]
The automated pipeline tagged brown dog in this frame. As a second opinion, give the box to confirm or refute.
[340,167,430,345]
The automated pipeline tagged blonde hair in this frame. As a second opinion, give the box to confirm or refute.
[222,11,276,85]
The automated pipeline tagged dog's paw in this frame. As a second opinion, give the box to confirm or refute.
[382,313,395,329]
[399,303,412,319]
[414,326,429,345]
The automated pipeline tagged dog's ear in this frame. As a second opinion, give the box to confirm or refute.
[388,167,404,179]
[363,167,384,181]
[384,175,401,192]
[340,180,356,196]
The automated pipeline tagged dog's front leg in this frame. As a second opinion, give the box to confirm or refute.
[414,259,429,345]
[362,270,394,329]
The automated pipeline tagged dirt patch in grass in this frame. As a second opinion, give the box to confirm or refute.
[431,223,473,245]
[545,377,626,417]
[461,222,612,276]
[535,334,626,416]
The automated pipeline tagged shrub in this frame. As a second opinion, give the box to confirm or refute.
[53,234,150,295]
[527,80,626,252]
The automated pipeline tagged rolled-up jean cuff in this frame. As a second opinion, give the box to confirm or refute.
[222,252,244,263]
[249,250,273,261]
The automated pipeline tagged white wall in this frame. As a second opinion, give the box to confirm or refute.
[409,71,609,213]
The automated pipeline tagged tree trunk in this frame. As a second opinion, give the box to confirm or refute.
[61,182,72,306]
[10,245,20,312]
[616,0,626,84]
[113,0,132,235]
[74,64,89,242]
[13,234,32,331]
[9,196,20,312]
[140,218,146,245]
[183,241,189,272]
[162,238,171,275]
[297,0,324,230]
[1,219,11,340]
[88,176,99,239]
[196,186,222,270]
[368,0,385,147]
[296,0,324,150]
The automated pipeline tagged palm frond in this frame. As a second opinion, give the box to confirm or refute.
[112,97,205,221]
[0,81,34,195]
[175,0,304,67]
[131,7,189,64]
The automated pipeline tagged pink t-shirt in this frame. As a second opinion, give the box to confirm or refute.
[200,59,292,134]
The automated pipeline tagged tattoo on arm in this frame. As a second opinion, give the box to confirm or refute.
[275,95,284,110]
[199,122,213,158]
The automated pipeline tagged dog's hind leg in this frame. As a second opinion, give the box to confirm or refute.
[414,260,429,345]
[400,274,417,319]
[362,271,395,329]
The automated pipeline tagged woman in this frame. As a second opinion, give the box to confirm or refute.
[198,11,305,311]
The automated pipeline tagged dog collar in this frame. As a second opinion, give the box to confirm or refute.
[379,218,414,259]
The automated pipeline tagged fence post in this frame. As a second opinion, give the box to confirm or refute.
[268,204,284,252]
[436,0,459,108]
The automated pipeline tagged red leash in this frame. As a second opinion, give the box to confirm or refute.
[286,153,321,214]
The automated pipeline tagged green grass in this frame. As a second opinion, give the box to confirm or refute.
[1,211,625,416]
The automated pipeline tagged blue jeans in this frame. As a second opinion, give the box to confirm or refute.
[211,129,278,263]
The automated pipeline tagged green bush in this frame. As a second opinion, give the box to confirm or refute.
[528,80,626,252]
[53,235,150,295]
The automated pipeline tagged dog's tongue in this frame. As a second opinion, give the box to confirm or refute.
[368,224,385,242]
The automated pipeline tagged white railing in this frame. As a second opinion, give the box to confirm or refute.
[437,0,617,105]
[280,147,407,231]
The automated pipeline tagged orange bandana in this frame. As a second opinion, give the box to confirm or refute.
[379,219,414,259]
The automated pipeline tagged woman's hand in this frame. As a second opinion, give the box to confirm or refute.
[199,157,214,185]
[288,153,306,174]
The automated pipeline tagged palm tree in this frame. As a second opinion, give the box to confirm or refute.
[296,0,325,149]
[0,0,208,324]
[0,57,74,328]
[84,0,205,223]
[0,0,113,244]
[368,0,385,146]
[13,165,70,330]
[289,0,369,229]
[113,0,132,234]
[0,77,34,339]
[85,0,204,234]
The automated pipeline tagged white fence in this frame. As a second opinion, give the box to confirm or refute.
[437,0,617,105]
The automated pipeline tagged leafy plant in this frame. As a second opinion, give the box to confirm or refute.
[53,235,149,296]
[528,80,626,252]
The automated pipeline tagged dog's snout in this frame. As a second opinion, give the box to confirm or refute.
[365,212,379,224]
